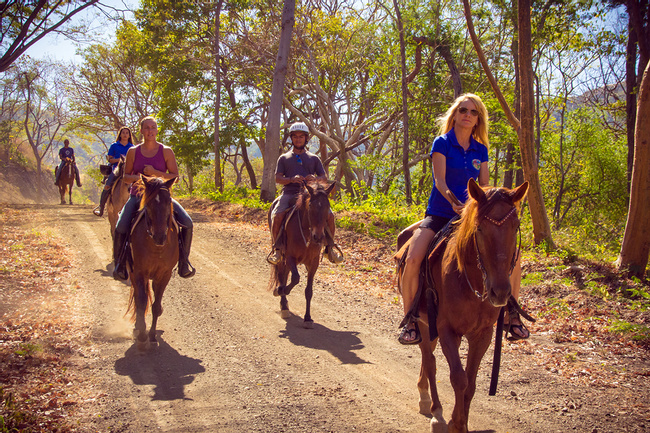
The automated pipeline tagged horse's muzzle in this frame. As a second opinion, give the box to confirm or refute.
[487,284,510,307]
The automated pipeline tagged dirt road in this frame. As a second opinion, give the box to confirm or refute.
[27,204,635,433]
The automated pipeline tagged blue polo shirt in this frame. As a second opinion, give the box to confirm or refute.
[425,128,489,218]
[107,141,133,168]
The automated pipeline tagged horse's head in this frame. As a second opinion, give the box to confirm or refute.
[139,175,176,246]
[453,178,529,307]
[304,181,336,245]
[113,156,126,178]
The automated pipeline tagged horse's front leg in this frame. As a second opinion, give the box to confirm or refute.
[68,186,73,205]
[131,274,149,349]
[149,274,171,344]
[462,328,494,426]
[302,256,319,328]
[438,328,466,433]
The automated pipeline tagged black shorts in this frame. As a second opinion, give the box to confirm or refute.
[419,214,453,233]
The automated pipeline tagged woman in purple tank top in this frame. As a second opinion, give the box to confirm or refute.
[112,116,195,281]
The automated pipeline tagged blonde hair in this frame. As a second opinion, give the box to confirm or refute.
[436,93,489,150]
[140,116,157,130]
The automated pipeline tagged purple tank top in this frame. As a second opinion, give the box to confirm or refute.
[129,144,167,195]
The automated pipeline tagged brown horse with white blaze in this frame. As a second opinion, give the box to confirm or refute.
[268,180,336,328]
[126,175,179,350]
[57,158,75,205]
[400,178,528,433]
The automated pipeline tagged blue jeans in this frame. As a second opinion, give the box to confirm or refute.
[105,171,117,189]
[116,194,193,234]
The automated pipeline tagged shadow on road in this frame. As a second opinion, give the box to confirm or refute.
[114,331,205,401]
[278,313,370,365]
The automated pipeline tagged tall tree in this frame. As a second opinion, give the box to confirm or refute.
[462,0,554,247]
[18,60,69,202]
[393,0,412,204]
[618,61,650,276]
[261,0,295,202]
[0,0,100,72]
[213,0,224,192]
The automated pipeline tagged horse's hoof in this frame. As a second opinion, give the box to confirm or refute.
[136,339,149,351]
[419,399,433,416]
[280,309,290,319]
[430,409,447,433]
[303,320,314,329]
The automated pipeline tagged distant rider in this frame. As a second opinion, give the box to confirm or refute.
[54,139,82,187]
[267,121,343,265]
[93,127,134,217]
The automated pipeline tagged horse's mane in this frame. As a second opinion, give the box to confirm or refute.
[444,187,517,273]
[133,177,173,210]
[293,179,330,209]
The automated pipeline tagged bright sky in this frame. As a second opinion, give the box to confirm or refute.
[27,0,136,64]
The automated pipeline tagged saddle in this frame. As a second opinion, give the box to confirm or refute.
[395,216,458,340]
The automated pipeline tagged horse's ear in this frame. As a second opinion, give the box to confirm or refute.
[305,183,315,196]
[326,182,336,196]
[467,178,485,202]
[511,181,529,204]
[164,177,177,189]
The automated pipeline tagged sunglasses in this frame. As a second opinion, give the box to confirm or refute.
[295,154,302,165]
[458,106,479,117]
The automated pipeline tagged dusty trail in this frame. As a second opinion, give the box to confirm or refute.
[42,204,563,433]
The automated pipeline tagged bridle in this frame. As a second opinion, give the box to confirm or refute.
[465,205,521,301]
[142,186,173,241]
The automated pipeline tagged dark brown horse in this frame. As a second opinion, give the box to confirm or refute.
[126,175,179,350]
[400,178,528,433]
[57,158,75,205]
[268,181,336,328]
[106,157,130,240]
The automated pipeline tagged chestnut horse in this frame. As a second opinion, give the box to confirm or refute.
[268,181,336,328]
[106,157,130,240]
[399,178,528,433]
[126,175,179,350]
[57,158,75,205]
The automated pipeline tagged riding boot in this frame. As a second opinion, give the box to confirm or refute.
[112,231,129,281]
[74,166,82,187]
[267,216,285,265]
[178,227,196,278]
[94,189,110,217]
[54,167,60,186]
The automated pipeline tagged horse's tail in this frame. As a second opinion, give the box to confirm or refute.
[267,260,289,293]
[125,279,152,322]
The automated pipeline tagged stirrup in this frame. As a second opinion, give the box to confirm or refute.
[93,205,103,217]
[267,249,282,265]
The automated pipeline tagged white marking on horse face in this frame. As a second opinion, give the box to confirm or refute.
[155,195,161,204]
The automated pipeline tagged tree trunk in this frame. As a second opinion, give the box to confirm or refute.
[618,61,650,277]
[260,0,295,202]
[213,1,224,193]
[394,0,412,204]
[625,19,638,194]
[462,0,553,246]
[518,0,554,246]
[240,137,257,189]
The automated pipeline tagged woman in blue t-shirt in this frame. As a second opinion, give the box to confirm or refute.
[398,94,491,345]
[93,127,134,217]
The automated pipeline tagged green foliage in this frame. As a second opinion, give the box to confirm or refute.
[206,183,270,211]
[607,320,650,343]
[14,343,40,357]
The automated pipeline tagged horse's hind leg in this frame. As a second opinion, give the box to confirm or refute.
[149,276,171,344]
[282,257,300,296]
